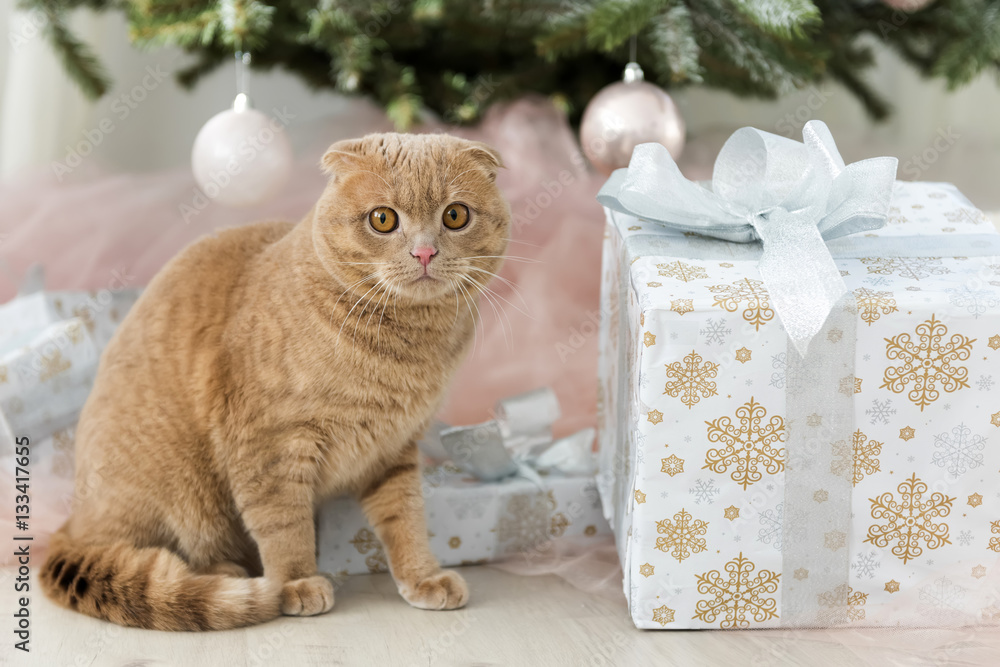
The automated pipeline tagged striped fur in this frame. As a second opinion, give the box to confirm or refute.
[41,133,506,629]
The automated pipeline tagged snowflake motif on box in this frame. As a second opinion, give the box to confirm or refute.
[865,398,897,426]
[865,474,955,564]
[854,287,898,326]
[664,350,719,409]
[756,503,783,551]
[655,508,709,562]
[839,376,862,396]
[724,506,740,520]
[708,278,774,330]
[700,318,732,346]
[861,257,951,281]
[818,584,869,624]
[978,375,994,391]
[652,605,676,626]
[990,335,1000,350]
[881,315,974,411]
[643,331,656,347]
[657,260,709,282]
[851,551,882,580]
[990,521,1000,553]
[639,563,655,578]
[349,528,388,573]
[957,530,974,547]
[693,553,780,628]
[496,493,552,555]
[735,347,752,364]
[919,576,966,618]
[689,479,720,505]
[931,422,986,477]
[831,430,882,487]
[661,454,685,477]
[705,398,786,489]
[946,286,1000,319]
[945,207,989,225]
[671,299,694,316]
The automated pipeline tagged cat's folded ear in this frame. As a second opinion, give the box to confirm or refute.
[463,141,504,182]
[320,139,365,178]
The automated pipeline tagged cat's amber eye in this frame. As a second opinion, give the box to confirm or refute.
[368,207,398,233]
[442,203,470,230]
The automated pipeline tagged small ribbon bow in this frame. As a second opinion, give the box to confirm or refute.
[597,120,898,356]
[431,388,596,481]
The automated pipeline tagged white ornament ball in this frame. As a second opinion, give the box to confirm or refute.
[191,106,293,207]
[580,79,685,176]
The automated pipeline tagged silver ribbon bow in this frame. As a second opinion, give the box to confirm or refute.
[429,388,596,481]
[597,120,898,356]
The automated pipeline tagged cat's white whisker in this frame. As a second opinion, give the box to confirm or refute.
[338,279,382,345]
[461,275,513,351]
[464,266,532,315]
[463,272,534,320]
[466,255,541,264]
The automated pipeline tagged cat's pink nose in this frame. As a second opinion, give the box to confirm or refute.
[411,246,437,268]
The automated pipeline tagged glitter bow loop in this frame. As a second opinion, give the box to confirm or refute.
[433,388,596,482]
[597,120,898,356]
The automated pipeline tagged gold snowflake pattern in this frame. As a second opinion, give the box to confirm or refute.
[640,563,655,578]
[647,409,663,425]
[652,605,676,626]
[735,347,752,363]
[825,530,847,551]
[66,321,84,344]
[693,553,780,628]
[990,521,1000,553]
[708,278,774,330]
[550,513,569,537]
[646,281,662,288]
[664,350,719,409]
[828,328,844,343]
[993,412,1000,428]
[969,493,983,508]
[497,493,552,554]
[655,508,709,562]
[885,580,900,593]
[984,605,1000,622]
[990,335,1000,350]
[972,565,988,579]
[724,506,740,521]
[349,528,388,573]
[839,376,862,396]
[794,569,809,581]
[661,454,685,477]
[818,584,869,623]
[0,365,7,384]
[705,398,786,489]
[881,315,974,411]
[865,474,955,564]
[448,536,462,549]
[72,305,96,333]
[807,414,822,427]
[634,489,647,504]
[831,430,883,487]
[860,257,951,281]
[814,490,829,503]
[854,287,898,326]
[900,426,915,441]
[39,350,71,382]
[657,260,709,282]
[671,299,694,316]
[643,331,656,347]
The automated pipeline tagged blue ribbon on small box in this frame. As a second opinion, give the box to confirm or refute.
[426,388,596,482]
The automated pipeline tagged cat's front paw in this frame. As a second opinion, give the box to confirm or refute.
[281,575,335,616]
[399,570,469,610]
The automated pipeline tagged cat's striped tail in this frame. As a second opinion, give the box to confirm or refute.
[39,530,281,630]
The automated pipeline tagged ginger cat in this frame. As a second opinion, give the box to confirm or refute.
[40,133,509,630]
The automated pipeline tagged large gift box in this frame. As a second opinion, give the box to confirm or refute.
[596,122,1000,629]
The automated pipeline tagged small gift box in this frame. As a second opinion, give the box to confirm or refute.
[596,121,1000,629]
[317,389,610,576]
[0,276,141,451]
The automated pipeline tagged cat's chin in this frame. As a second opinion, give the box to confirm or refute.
[394,275,454,303]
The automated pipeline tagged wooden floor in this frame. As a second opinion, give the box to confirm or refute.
[4,565,997,666]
